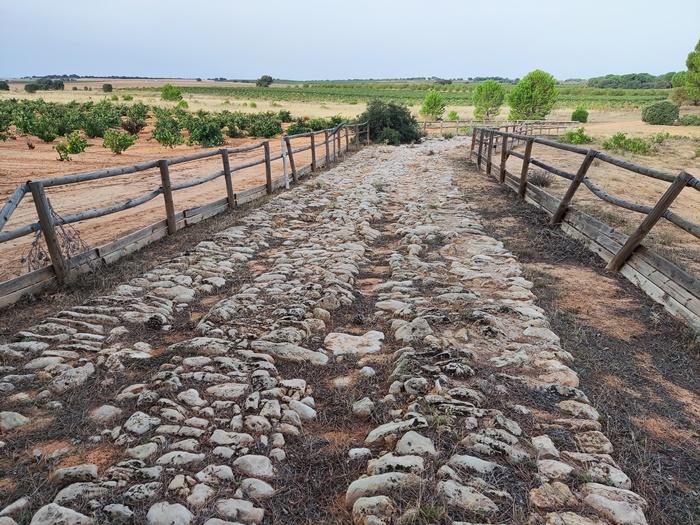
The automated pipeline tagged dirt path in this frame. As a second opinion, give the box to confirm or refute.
[0,139,682,525]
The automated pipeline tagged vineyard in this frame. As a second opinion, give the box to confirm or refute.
[130,82,671,108]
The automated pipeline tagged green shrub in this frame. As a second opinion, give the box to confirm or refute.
[122,94,133,101]
[82,100,121,138]
[152,108,183,147]
[161,83,183,101]
[447,110,459,121]
[377,127,401,145]
[695,145,700,158]
[420,90,446,120]
[0,80,9,91]
[177,99,189,109]
[650,132,670,144]
[442,132,455,139]
[571,106,589,123]
[508,70,558,120]
[277,109,293,122]
[602,132,651,155]
[285,119,312,135]
[249,101,257,108]
[679,114,700,126]
[359,99,422,144]
[560,127,593,144]
[24,83,38,93]
[55,130,88,160]
[247,112,282,138]
[186,112,225,147]
[103,129,138,154]
[121,102,149,134]
[30,114,59,142]
[472,80,505,120]
[102,83,113,93]
[641,100,679,125]
[110,94,118,101]
[529,170,555,187]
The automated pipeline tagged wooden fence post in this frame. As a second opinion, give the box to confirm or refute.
[470,128,477,157]
[486,130,495,175]
[263,142,273,194]
[310,133,317,171]
[366,123,370,145]
[324,130,330,166]
[354,123,359,147]
[606,171,692,271]
[550,150,596,224]
[28,181,68,283]
[332,130,337,162]
[284,136,297,183]
[220,149,235,209]
[499,132,508,183]
[158,160,177,234]
[476,129,485,169]
[518,139,534,200]
[345,126,349,152]
[281,138,289,189]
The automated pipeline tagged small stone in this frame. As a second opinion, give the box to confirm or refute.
[395,431,436,457]
[530,482,577,509]
[29,503,93,525]
[0,411,30,432]
[126,443,159,460]
[349,448,372,460]
[146,501,193,525]
[187,483,215,508]
[345,473,421,507]
[352,398,375,418]
[437,479,498,514]
[289,399,316,421]
[240,478,275,499]
[89,405,123,425]
[49,363,95,394]
[215,498,264,524]
[52,464,98,484]
[352,496,396,524]
[124,412,160,435]
[233,455,275,479]
[102,504,133,524]
[324,331,384,357]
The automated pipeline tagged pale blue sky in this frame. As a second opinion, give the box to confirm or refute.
[1,0,698,80]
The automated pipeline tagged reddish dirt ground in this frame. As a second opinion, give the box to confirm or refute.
[0,129,330,280]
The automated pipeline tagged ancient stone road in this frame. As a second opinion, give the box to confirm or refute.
[0,139,648,524]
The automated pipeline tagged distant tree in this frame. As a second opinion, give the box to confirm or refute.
[256,75,273,87]
[420,90,446,120]
[672,71,687,88]
[670,86,689,106]
[508,70,558,120]
[472,80,505,120]
[24,83,38,93]
[102,83,113,92]
[196,77,202,82]
[0,80,9,91]
[161,83,183,101]
[686,39,700,105]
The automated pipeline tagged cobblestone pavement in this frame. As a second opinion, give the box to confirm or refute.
[0,139,648,525]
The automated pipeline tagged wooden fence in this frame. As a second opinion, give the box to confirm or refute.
[421,119,572,137]
[0,122,370,308]
[470,123,700,331]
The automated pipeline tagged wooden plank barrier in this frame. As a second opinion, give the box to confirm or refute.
[0,121,370,308]
[469,122,700,332]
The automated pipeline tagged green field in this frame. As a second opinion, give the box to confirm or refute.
[129,81,670,109]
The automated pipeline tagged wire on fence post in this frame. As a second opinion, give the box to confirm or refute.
[220,149,235,210]
[606,171,693,272]
[28,181,68,283]
[157,160,177,235]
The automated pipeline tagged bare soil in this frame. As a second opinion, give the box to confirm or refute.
[452,151,700,525]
